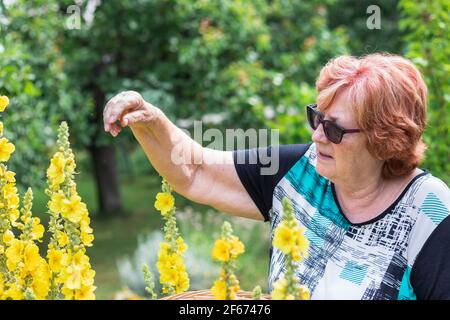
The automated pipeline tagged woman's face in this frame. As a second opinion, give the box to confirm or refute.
[311,90,381,183]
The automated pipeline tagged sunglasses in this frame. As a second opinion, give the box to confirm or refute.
[306,104,361,144]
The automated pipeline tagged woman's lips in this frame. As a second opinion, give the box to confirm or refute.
[318,151,333,160]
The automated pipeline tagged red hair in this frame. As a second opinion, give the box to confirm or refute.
[316,53,428,179]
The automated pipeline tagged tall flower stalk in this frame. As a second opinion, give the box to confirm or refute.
[154,179,189,295]
[45,122,95,299]
[271,197,310,300]
[0,95,50,300]
[211,221,245,300]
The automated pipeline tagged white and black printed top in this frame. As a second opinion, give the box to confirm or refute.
[233,142,450,300]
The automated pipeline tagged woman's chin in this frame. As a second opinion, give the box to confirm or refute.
[316,164,334,179]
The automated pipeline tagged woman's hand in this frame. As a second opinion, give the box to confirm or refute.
[103,90,161,137]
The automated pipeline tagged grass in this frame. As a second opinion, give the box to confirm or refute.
[30,164,270,299]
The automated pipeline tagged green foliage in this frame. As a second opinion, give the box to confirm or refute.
[328,0,404,54]
[0,0,94,188]
[399,0,450,183]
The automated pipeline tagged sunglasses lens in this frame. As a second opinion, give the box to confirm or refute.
[307,106,320,130]
[323,122,343,144]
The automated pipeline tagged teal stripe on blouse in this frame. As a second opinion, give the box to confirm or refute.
[285,155,350,229]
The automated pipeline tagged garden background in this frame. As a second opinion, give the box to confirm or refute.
[0,0,448,299]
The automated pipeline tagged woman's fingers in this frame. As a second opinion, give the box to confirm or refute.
[121,110,148,127]
[103,91,144,134]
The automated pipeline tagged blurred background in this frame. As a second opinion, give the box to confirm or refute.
[0,0,448,299]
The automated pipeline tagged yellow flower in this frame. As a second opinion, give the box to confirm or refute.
[2,229,15,244]
[74,285,96,300]
[271,278,288,300]
[211,280,227,300]
[0,95,9,112]
[31,218,45,241]
[71,250,90,269]
[290,227,309,261]
[47,152,66,187]
[5,239,24,270]
[154,192,174,216]
[56,231,69,248]
[273,222,296,254]
[23,243,42,273]
[176,237,188,253]
[47,249,67,273]
[64,266,82,290]
[298,285,310,300]
[61,194,86,224]
[81,232,94,246]
[0,137,15,162]
[176,274,189,293]
[0,273,4,296]
[48,191,65,212]
[4,170,15,183]
[5,283,23,300]
[212,239,231,262]
[229,236,245,258]
[80,268,96,286]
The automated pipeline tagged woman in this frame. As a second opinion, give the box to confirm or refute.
[103,53,450,300]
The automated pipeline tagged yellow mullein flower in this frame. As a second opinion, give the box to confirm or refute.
[0,137,15,162]
[0,95,9,112]
[48,191,65,212]
[271,278,287,300]
[75,285,96,300]
[211,280,227,300]
[211,222,245,300]
[212,239,231,262]
[0,273,4,297]
[292,227,309,261]
[154,179,189,296]
[61,195,86,224]
[5,283,23,300]
[64,266,82,290]
[23,244,42,273]
[2,229,15,245]
[71,250,90,269]
[57,231,69,247]
[30,218,45,241]
[270,198,310,300]
[45,122,96,300]
[273,222,295,254]
[4,170,15,183]
[298,285,310,300]
[229,236,245,258]
[80,268,96,286]
[47,249,67,273]
[5,239,24,271]
[154,192,174,216]
[47,152,66,187]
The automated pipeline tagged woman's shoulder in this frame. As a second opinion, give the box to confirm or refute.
[410,172,450,227]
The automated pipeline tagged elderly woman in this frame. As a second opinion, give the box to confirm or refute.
[103,53,450,300]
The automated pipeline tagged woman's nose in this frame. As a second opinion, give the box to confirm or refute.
[311,123,328,144]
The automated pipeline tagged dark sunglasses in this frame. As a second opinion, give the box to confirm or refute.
[306,104,361,144]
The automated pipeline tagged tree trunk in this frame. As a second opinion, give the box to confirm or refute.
[86,67,124,217]
[89,144,123,217]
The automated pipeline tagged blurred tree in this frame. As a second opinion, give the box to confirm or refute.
[399,0,450,183]
[0,1,94,189]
